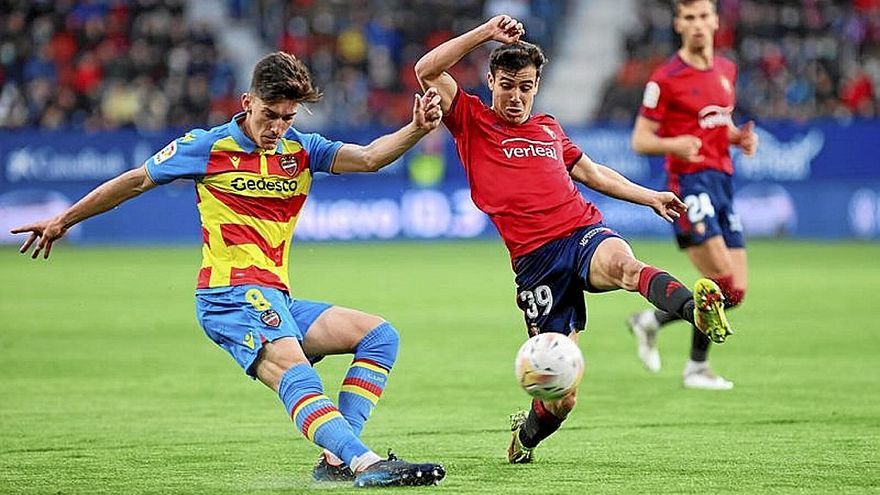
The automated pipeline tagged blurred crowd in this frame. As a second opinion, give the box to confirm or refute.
[5,0,877,130]
[596,0,880,123]
[0,0,563,130]
[238,0,565,127]
[0,0,236,131]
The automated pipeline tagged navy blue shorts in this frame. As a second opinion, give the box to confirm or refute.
[512,223,625,336]
[668,170,745,249]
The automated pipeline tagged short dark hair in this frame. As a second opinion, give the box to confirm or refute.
[249,52,322,103]
[673,0,716,15]
[489,41,547,78]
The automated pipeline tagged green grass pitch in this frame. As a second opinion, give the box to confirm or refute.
[1,240,878,494]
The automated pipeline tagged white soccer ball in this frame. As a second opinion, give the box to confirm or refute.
[514,333,585,400]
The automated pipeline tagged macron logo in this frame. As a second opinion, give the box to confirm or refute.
[501,138,558,160]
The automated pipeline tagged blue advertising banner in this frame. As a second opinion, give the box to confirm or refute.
[1,121,879,245]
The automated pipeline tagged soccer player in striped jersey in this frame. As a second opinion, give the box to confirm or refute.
[627,0,758,390]
[12,52,445,487]
[415,16,734,464]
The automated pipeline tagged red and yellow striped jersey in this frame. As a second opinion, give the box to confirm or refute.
[144,113,342,292]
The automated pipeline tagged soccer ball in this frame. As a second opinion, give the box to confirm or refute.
[514,333,584,400]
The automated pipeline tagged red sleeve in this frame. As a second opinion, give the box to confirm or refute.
[729,62,738,105]
[442,87,476,138]
[559,124,584,170]
[639,74,669,122]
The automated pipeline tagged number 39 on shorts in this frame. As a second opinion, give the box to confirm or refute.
[519,285,553,319]
[684,193,716,223]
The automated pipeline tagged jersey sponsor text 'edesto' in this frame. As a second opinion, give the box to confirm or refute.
[145,114,340,292]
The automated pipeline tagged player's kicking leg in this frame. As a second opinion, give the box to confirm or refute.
[508,391,577,464]
[298,305,445,485]
[257,337,445,487]
[589,238,733,343]
[508,331,580,464]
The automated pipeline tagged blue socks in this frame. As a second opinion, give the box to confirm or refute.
[338,322,399,436]
[278,363,369,465]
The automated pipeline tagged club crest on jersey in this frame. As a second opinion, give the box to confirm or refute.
[280,153,307,177]
[540,125,557,140]
[260,309,281,328]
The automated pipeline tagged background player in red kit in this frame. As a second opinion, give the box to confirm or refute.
[627,0,758,390]
[415,15,734,463]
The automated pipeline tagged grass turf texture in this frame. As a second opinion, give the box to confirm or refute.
[1,240,878,494]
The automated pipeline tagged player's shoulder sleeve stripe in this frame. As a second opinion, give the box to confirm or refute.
[144,127,216,184]
[210,134,246,153]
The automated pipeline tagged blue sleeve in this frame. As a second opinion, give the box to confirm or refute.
[144,129,213,185]
[286,128,344,174]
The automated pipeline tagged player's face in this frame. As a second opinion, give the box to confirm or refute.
[241,94,299,149]
[674,0,719,51]
[488,66,540,125]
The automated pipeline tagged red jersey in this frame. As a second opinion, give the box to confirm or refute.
[443,88,602,259]
[640,54,737,175]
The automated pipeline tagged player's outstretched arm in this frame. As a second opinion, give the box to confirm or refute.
[570,154,686,223]
[330,88,443,174]
[631,115,704,162]
[415,14,524,112]
[10,166,157,259]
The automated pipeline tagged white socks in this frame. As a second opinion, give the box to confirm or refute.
[349,451,382,473]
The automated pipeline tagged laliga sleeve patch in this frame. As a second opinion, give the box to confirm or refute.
[153,140,178,165]
[642,81,661,109]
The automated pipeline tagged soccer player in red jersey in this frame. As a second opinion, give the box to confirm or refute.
[415,15,734,463]
[12,52,447,487]
[627,0,758,390]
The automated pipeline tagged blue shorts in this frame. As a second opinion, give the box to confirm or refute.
[512,223,625,336]
[668,170,745,249]
[195,285,332,377]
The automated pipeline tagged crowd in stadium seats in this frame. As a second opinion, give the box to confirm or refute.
[0,0,563,130]
[596,0,880,123]
[4,1,878,129]
[236,0,565,127]
[0,0,236,130]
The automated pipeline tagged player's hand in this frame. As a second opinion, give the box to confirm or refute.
[732,120,758,156]
[483,15,525,44]
[10,218,67,260]
[413,87,443,132]
[648,191,687,223]
[669,135,704,162]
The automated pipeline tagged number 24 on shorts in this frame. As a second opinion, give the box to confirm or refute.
[684,193,716,223]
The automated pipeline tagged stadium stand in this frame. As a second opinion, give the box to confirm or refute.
[3,1,877,129]
[240,0,567,127]
[595,0,880,123]
[0,0,239,130]
[0,0,566,130]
